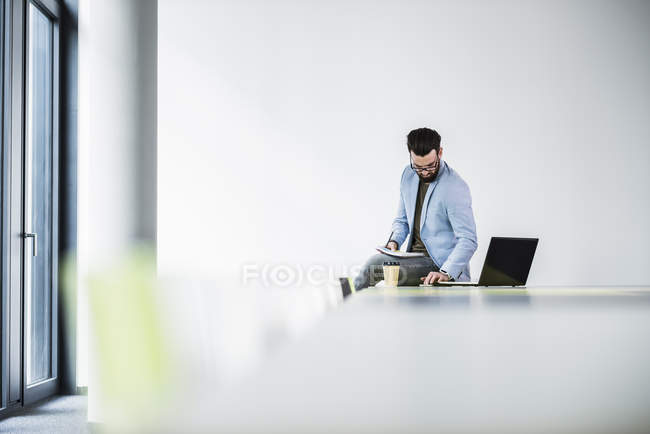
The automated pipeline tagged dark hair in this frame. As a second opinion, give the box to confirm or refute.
[407,128,441,156]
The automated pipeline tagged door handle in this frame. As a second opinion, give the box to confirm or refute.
[23,232,37,257]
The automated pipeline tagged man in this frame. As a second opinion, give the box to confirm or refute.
[353,127,478,290]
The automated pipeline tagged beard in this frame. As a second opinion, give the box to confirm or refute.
[418,167,439,183]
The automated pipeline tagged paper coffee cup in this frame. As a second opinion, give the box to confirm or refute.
[383,261,400,287]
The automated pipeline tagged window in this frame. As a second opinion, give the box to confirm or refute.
[1,0,62,414]
[25,0,55,386]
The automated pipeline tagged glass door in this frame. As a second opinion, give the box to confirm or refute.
[22,0,58,404]
[1,0,61,415]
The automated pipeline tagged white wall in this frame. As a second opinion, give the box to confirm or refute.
[158,0,650,286]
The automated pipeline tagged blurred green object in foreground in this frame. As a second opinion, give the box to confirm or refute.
[85,245,173,427]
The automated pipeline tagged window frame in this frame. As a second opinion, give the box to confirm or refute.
[22,0,60,405]
[0,0,63,417]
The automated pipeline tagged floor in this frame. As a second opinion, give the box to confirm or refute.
[0,395,88,434]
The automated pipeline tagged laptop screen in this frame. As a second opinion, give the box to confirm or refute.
[479,237,539,286]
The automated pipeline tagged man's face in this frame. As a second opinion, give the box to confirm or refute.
[410,148,442,182]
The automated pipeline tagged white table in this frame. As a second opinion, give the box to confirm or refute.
[189,286,650,433]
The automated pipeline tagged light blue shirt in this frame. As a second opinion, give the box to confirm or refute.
[391,159,478,281]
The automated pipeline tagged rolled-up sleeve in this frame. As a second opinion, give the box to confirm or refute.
[440,182,478,279]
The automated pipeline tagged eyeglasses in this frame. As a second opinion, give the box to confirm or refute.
[410,153,439,173]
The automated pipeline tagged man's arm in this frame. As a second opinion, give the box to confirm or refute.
[388,196,409,249]
[439,182,478,280]
[388,168,410,249]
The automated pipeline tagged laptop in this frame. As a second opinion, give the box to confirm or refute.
[423,237,539,287]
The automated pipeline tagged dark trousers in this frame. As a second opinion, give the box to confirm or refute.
[353,253,439,291]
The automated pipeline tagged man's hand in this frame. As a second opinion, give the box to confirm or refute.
[386,241,398,251]
[421,271,450,285]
